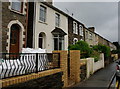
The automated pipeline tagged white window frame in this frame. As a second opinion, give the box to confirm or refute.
[86,31,88,39]
[9,0,24,14]
[73,21,78,34]
[53,35,64,50]
[39,5,47,23]
[55,13,60,27]
[79,25,83,36]
[89,33,92,40]
[73,38,78,44]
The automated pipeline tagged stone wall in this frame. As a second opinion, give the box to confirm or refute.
[2,72,63,89]
[2,2,27,53]
[68,17,83,45]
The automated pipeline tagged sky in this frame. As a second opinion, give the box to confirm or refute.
[54,0,118,43]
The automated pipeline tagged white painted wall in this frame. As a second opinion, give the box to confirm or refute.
[34,2,68,53]
[81,53,104,78]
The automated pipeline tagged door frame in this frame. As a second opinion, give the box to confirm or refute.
[7,20,25,53]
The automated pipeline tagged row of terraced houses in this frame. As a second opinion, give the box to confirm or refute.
[1,0,116,53]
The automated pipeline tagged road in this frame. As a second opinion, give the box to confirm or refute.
[71,61,118,88]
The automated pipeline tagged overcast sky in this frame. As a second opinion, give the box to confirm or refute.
[54,1,118,43]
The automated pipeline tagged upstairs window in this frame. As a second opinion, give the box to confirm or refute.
[55,13,60,27]
[39,5,46,22]
[86,31,88,39]
[11,0,23,13]
[73,21,78,34]
[79,25,83,36]
[89,33,92,40]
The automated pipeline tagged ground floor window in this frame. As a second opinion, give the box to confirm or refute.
[53,35,64,50]
[73,38,78,44]
[38,32,46,49]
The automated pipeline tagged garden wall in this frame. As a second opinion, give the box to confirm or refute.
[80,53,104,78]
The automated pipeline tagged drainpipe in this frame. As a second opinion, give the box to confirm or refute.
[25,0,29,48]
[33,2,36,48]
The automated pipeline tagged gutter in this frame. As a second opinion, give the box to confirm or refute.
[33,2,36,48]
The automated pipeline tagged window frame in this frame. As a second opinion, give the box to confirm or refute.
[73,38,78,44]
[53,35,64,50]
[39,5,47,23]
[79,25,83,36]
[73,21,78,34]
[11,0,23,13]
[55,13,60,27]
[89,33,92,40]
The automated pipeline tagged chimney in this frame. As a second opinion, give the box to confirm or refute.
[45,0,53,5]
[88,27,95,32]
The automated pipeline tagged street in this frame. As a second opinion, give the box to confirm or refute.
[71,60,118,88]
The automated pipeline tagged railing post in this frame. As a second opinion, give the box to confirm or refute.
[36,53,38,73]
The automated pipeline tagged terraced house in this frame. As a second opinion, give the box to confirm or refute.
[27,1,68,53]
[1,0,28,53]
[1,0,116,53]
[68,16,85,45]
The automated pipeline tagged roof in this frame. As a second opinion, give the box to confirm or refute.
[51,27,67,36]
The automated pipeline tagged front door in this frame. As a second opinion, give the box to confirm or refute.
[9,24,20,53]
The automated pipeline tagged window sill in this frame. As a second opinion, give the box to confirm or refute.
[10,9,25,16]
[38,20,48,25]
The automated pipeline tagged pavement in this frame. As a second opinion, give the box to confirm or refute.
[70,60,118,88]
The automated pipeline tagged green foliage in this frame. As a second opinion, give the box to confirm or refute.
[90,50,100,62]
[111,50,120,54]
[68,41,93,58]
[93,44,110,60]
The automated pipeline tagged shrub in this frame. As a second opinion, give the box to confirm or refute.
[93,44,110,60]
[68,41,93,58]
[90,50,100,62]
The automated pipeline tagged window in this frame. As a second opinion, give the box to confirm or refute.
[55,13,60,27]
[39,33,43,48]
[39,5,46,22]
[73,21,78,34]
[79,25,83,36]
[53,35,64,50]
[86,31,88,39]
[11,0,23,13]
[38,33,46,49]
[73,38,78,44]
[89,33,92,40]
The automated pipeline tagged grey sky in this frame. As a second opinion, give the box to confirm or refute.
[54,1,118,42]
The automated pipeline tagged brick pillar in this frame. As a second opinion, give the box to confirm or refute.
[52,51,68,87]
[70,50,80,83]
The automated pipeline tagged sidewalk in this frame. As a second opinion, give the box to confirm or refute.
[71,61,117,88]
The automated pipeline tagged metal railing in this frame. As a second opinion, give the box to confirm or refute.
[0,53,60,79]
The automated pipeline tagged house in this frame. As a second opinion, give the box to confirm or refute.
[84,27,96,47]
[28,1,68,53]
[68,16,85,45]
[1,0,28,53]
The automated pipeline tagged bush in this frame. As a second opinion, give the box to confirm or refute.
[90,50,100,62]
[68,41,93,58]
[93,44,110,60]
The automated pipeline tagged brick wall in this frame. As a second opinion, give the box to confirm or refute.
[70,50,80,83]
[53,51,68,87]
